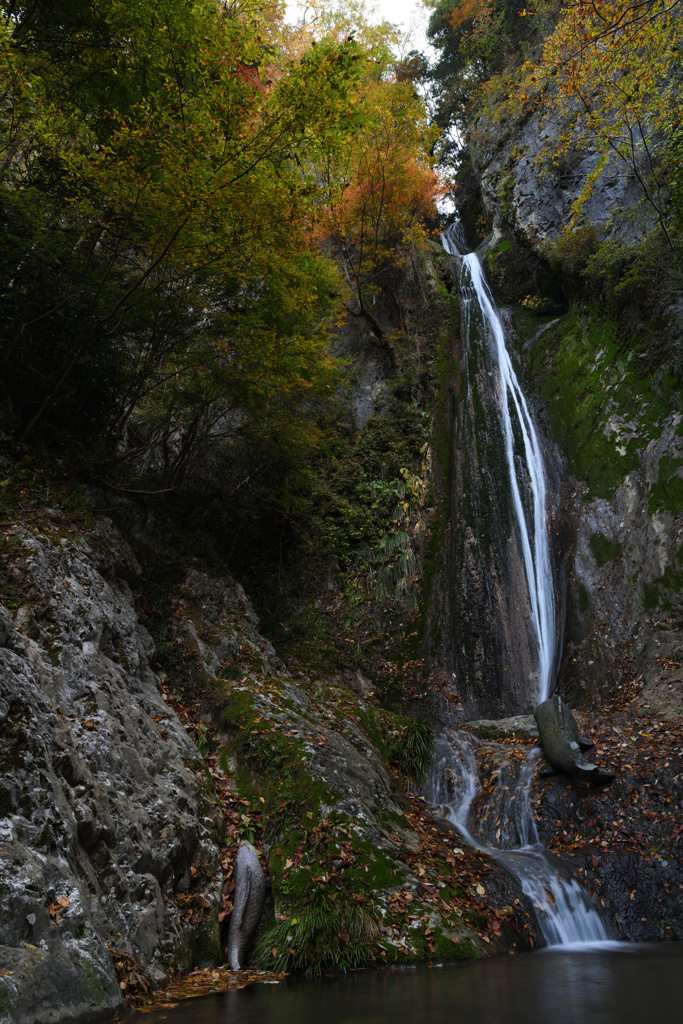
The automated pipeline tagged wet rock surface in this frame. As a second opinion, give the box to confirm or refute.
[463,716,539,741]
[531,701,683,941]
[422,254,547,719]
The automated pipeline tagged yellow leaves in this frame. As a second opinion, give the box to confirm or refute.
[494,0,682,239]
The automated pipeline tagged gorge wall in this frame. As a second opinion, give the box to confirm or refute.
[4,91,683,1024]
[0,495,533,1024]
[455,102,683,720]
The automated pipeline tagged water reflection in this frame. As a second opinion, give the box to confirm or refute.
[131,946,683,1024]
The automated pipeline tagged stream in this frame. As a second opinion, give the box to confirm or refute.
[133,945,683,1024]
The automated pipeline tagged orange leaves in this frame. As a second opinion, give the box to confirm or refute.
[47,895,70,925]
[313,69,445,330]
[447,0,490,35]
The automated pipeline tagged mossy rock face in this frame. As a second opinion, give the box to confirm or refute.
[527,310,670,499]
[484,236,564,313]
[191,919,222,966]
[649,455,683,516]
[589,533,623,566]
[642,564,683,613]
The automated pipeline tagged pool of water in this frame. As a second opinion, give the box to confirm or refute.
[132,944,683,1024]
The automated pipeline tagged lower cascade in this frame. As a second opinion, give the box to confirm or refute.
[428,731,610,947]
[434,224,609,948]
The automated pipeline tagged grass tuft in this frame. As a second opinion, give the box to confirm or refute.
[254,887,380,974]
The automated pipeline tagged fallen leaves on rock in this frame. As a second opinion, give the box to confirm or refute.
[47,895,70,925]
[133,967,286,1013]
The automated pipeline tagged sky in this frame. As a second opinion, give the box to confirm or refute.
[285,1,433,55]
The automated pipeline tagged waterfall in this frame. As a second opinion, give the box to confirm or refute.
[443,223,555,704]
[428,731,610,947]
[432,223,609,947]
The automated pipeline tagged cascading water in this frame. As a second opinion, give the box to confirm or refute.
[428,731,610,947]
[443,224,555,705]
[432,223,609,947]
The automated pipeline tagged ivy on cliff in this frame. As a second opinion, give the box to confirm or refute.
[485,1,683,250]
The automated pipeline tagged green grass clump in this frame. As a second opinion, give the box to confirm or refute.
[389,720,434,783]
[255,887,379,974]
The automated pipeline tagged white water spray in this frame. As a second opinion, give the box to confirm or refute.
[428,731,610,947]
[443,224,555,704]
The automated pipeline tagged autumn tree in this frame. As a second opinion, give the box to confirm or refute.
[316,81,444,367]
[492,1,683,249]
[0,0,373,488]
[425,0,554,137]
[291,7,446,368]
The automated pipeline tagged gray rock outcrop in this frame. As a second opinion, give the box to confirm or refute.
[472,100,653,252]
[535,695,613,785]
[0,519,224,1024]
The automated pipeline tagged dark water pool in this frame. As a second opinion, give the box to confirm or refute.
[132,944,683,1024]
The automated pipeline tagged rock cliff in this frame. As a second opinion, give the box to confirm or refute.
[0,503,530,1022]
[0,517,225,1022]
[461,108,683,713]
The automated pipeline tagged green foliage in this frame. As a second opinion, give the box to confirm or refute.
[254,886,379,974]
[188,722,211,757]
[425,0,554,142]
[389,719,434,783]
[662,120,683,234]
[0,0,366,467]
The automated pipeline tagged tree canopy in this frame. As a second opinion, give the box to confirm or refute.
[0,0,443,490]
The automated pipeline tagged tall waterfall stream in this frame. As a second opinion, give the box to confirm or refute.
[431,224,610,948]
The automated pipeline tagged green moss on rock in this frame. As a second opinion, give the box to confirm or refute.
[642,564,683,612]
[528,310,667,498]
[589,533,623,566]
[191,919,221,966]
[648,455,683,516]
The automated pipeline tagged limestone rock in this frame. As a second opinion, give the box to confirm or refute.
[0,520,224,1024]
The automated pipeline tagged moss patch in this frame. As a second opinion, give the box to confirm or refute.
[215,686,333,833]
[528,310,668,499]
[589,533,623,566]
[191,919,222,966]
[649,455,683,516]
[642,564,683,613]
[484,235,564,313]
